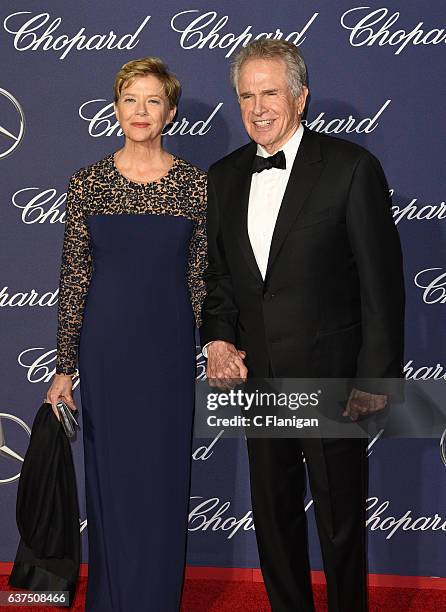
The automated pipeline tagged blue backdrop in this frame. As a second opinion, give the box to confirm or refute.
[1,0,445,578]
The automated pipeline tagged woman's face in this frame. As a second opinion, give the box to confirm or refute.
[114,74,176,145]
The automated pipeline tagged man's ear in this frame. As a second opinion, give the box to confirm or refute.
[297,86,309,115]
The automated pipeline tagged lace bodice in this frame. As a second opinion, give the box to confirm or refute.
[55,153,207,375]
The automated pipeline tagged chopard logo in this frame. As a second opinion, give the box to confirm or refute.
[12,186,67,224]
[79,100,223,138]
[0,287,58,307]
[3,12,151,60]
[414,268,446,304]
[303,99,391,134]
[341,7,446,55]
[404,360,446,381]
[188,495,446,540]
[391,192,446,225]
[18,348,80,390]
[171,10,319,57]
[189,496,255,539]
[367,497,446,539]
[0,413,31,484]
[192,430,224,462]
[0,88,25,159]
[196,347,207,381]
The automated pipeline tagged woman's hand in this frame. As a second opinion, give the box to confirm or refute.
[45,374,77,422]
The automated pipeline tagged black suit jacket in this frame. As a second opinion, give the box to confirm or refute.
[200,126,405,386]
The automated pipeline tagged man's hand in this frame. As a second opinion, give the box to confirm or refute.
[206,340,248,389]
[343,387,387,421]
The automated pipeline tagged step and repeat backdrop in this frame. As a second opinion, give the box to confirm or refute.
[1,1,445,578]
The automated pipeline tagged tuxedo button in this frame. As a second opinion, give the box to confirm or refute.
[263,292,276,301]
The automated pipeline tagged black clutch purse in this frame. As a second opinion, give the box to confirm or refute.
[55,400,80,439]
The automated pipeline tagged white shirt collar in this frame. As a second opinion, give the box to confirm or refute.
[256,122,304,169]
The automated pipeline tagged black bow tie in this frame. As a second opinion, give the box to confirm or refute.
[252,150,286,174]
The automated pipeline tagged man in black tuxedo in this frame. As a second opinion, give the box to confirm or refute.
[200,39,404,611]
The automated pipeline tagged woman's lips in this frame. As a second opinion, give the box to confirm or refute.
[131,123,150,127]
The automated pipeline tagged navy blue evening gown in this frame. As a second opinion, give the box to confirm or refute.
[55,153,207,611]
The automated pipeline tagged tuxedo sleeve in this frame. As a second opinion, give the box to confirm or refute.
[346,152,405,396]
[199,169,239,349]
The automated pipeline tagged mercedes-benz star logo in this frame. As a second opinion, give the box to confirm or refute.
[0,413,31,484]
[0,88,25,159]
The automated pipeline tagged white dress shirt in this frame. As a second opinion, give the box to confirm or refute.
[202,122,304,357]
[248,122,304,279]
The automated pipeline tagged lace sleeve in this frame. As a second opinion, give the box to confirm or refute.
[55,169,93,374]
[187,175,207,328]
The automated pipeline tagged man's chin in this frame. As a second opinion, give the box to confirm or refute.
[249,133,278,148]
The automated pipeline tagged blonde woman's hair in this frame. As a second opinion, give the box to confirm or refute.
[114,57,181,108]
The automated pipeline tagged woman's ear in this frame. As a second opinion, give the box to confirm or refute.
[167,105,177,124]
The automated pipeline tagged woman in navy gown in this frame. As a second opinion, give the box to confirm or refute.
[46,57,207,611]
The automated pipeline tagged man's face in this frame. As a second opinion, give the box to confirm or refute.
[237,57,308,154]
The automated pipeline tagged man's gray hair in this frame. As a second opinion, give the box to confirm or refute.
[230,39,308,98]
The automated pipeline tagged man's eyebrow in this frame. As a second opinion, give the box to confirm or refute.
[239,88,280,96]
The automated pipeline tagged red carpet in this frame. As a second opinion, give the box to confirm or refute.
[2,576,446,611]
[0,576,446,612]
[181,580,446,611]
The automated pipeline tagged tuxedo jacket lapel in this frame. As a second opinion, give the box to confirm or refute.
[265,127,325,280]
[229,128,325,284]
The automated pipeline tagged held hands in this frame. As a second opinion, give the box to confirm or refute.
[343,387,388,421]
[205,349,388,415]
[45,374,77,422]
[206,340,248,389]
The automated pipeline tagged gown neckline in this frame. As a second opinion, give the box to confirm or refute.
[109,151,179,187]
